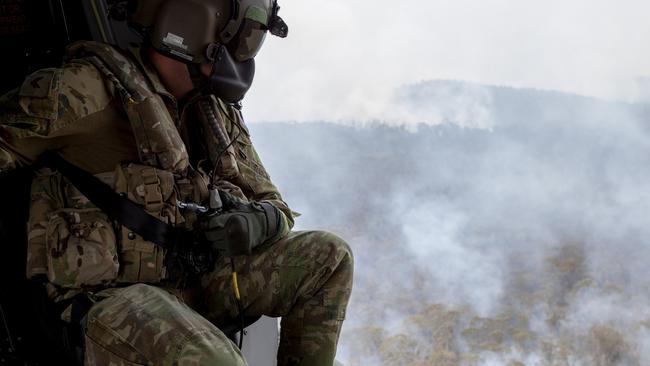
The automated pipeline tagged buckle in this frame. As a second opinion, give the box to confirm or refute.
[141,167,163,213]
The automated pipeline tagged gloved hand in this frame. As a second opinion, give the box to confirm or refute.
[199,189,282,256]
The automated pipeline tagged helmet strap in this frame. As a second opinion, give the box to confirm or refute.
[187,63,205,90]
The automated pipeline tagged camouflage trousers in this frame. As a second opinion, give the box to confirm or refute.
[84,230,354,366]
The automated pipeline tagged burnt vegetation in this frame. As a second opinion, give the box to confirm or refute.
[251,81,650,365]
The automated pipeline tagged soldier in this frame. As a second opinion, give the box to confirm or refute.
[0,1,353,365]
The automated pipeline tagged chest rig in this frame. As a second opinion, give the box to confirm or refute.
[25,41,239,293]
[68,41,190,173]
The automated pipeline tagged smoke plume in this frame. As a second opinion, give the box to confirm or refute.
[248,80,650,365]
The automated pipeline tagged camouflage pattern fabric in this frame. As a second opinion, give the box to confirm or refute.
[85,283,246,366]
[200,230,354,366]
[83,230,353,366]
[68,41,190,173]
[45,209,119,288]
[0,40,354,365]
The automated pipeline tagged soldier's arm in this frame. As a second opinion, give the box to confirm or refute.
[0,62,114,174]
[0,139,19,174]
[226,108,295,241]
[0,87,41,174]
[238,132,294,241]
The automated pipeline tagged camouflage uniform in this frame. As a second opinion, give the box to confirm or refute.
[0,41,353,366]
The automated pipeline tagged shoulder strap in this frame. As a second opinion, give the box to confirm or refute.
[84,55,158,167]
[65,41,190,173]
[40,152,185,248]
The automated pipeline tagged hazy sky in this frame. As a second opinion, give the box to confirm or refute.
[245,0,650,123]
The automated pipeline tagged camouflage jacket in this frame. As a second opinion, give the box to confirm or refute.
[0,41,294,299]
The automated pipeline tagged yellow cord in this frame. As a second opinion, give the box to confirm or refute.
[232,271,241,301]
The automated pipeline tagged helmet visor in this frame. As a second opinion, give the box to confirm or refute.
[228,18,267,62]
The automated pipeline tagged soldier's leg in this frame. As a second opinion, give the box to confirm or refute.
[200,230,354,366]
[84,283,246,366]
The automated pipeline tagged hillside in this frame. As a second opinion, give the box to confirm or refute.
[248,81,650,365]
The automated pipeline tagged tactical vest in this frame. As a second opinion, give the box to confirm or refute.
[23,41,239,296]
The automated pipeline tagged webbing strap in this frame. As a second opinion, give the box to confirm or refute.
[85,56,158,167]
[40,152,186,249]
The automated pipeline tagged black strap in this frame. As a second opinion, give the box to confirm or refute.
[68,293,94,355]
[219,315,262,345]
[40,152,187,249]
[40,153,260,349]
[69,294,94,327]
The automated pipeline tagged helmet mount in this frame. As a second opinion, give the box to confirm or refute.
[268,2,288,38]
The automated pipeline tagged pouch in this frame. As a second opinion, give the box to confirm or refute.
[114,163,184,283]
[45,209,119,288]
[27,171,63,279]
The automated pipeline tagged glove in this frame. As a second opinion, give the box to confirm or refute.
[199,189,282,256]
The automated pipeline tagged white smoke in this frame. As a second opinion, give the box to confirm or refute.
[247,0,650,124]
[248,80,650,365]
[242,2,650,364]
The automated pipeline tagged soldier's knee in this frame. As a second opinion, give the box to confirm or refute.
[174,332,246,366]
[313,231,354,280]
[86,283,246,366]
[123,282,156,296]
